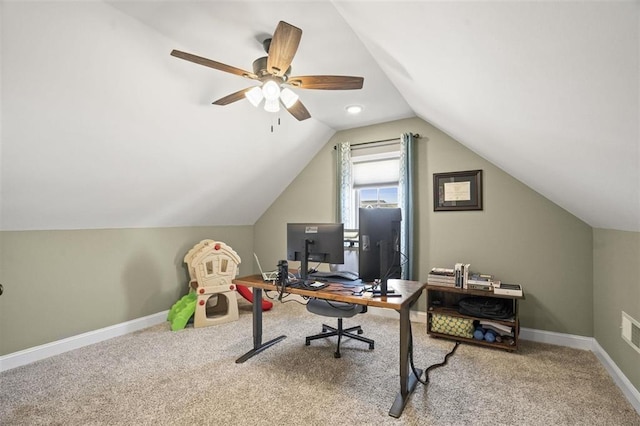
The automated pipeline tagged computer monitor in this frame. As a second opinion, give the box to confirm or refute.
[287,223,345,281]
[358,208,402,286]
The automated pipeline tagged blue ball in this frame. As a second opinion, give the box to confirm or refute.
[484,330,497,343]
[473,328,485,340]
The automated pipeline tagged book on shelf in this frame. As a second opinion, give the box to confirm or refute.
[469,273,494,281]
[454,263,462,288]
[479,320,514,336]
[462,264,470,288]
[482,325,514,338]
[468,272,492,283]
[427,280,457,288]
[493,283,523,297]
[428,267,457,287]
[429,267,455,276]
[454,263,471,288]
[467,271,500,291]
[468,283,493,291]
[427,276,455,282]
[467,278,492,284]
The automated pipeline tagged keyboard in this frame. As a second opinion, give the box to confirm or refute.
[308,271,359,281]
[287,280,329,291]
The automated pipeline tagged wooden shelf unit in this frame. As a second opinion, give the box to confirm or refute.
[425,285,523,351]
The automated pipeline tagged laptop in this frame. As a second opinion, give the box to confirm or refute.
[253,253,278,282]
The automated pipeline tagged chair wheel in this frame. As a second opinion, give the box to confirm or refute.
[305,340,310,346]
[357,329,363,335]
[369,343,375,350]
[334,352,341,358]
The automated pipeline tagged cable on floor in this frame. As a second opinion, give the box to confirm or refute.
[408,317,460,386]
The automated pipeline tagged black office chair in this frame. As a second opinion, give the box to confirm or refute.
[305,298,375,358]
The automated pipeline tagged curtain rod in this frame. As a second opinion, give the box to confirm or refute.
[333,133,420,149]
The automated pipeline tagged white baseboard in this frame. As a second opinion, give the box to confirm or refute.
[0,310,168,373]
[2,309,638,416]
[519,326,596,350]
[519,328,639,413]
[592,339,640,414]
[368,311,639,414]
[369,306,427,323]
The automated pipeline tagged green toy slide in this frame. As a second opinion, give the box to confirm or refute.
[167,292,197,331]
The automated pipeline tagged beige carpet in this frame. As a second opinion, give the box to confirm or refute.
[1,297,638,425]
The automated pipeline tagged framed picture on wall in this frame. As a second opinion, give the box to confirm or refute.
[433,170,483,211]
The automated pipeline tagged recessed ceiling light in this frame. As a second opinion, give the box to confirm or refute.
[345,105,363,114]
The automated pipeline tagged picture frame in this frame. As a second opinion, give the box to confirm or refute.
[433,169,483,211]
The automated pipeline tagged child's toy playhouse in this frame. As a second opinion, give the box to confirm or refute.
[169,240,241,330]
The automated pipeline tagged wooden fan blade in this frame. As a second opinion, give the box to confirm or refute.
[287,75,364,90]
[212,87,252,106]
[266,21,302,77]
[171,50,257,79]
[286,99,311,121]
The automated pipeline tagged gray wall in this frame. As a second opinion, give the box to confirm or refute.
[0,226,253,355]
[2,116,636,394]
[255,116,640,392]
[593,229,640,391]
[255,116,594,334]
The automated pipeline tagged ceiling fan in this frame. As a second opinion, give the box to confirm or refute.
[170,21,364,121]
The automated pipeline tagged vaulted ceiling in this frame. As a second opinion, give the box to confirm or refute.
[1,1,638,232]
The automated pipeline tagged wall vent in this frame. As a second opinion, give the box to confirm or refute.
[621,311,640,354]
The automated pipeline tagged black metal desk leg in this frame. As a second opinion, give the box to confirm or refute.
[389,306,422,418]
[235,287,286,363]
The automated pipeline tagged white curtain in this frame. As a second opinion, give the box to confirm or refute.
[333,142,355,273]
[336,141,354,228]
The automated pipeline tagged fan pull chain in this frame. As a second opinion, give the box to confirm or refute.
[270,113,282,133]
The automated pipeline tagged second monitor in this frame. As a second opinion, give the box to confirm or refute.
[358,207,402,284]
[286,223,345,281]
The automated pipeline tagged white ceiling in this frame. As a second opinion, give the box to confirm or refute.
[1,1,638,232]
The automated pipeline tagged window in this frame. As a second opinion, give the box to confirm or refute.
[336,133,415,279]
[351,151,400,226]
[358,187,399,209]
[205,257,229,276]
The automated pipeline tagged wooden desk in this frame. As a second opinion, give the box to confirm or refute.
[232,274,426,418]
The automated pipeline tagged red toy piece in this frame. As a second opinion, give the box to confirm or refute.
[236,284,273,311]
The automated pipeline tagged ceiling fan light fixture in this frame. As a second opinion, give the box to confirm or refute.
[172,21,364,122]
[280,88,299,108]
[245,86,264,107]
[262,80,281,101]
[264,97,280,112]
